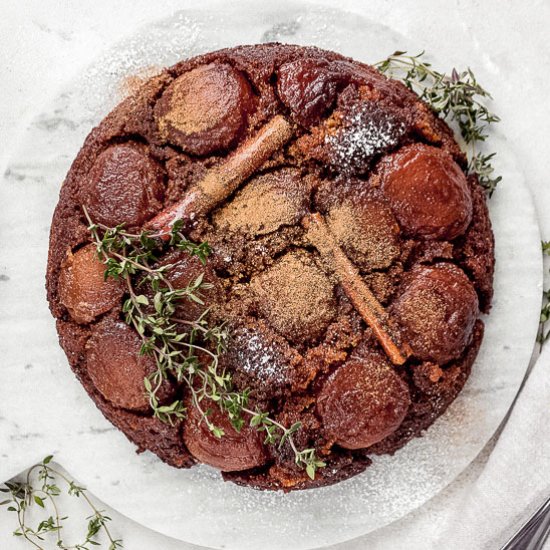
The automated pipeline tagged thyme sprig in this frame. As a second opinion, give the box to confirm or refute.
[376,51,502,195]
[83,207,325,479]
[538,241,550,347]
[0,455,122,550]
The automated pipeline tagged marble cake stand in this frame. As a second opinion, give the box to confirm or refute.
[0,2,542,549]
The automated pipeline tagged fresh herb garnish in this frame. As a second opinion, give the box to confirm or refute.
[538,241,550,346]
[376,51,502,195]
[0,455,123,550]
[83,207,325,479]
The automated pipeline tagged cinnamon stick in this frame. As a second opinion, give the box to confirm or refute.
[147,115,294,236]
[303,213,411,365]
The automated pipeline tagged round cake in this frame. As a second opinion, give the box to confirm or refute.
[46,44,494,491]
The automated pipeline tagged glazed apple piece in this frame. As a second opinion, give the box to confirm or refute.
[80,144,165,228]
[212,168,312,236]
[86,317,175,411]
[277,58,349,127]
[154,63,255,155]
[152,250,223,322]
[58,244,123,324]
[250,250,336,343]
[183,397,267,471]
[379,143,473,240]
[391,263,479,363]
[317,355,410,449]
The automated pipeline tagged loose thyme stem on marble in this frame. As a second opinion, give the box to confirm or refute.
[0,455,123,550]
[538,241,550,348]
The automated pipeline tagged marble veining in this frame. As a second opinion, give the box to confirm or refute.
[261,19,301,42]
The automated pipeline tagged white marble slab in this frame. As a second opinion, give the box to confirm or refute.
[0,2,544,549]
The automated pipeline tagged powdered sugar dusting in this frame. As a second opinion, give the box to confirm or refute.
[239,332,287,384]
[326,105,406,169]
[233,332,289,385]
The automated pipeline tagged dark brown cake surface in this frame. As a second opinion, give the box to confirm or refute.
[46,44,494,491]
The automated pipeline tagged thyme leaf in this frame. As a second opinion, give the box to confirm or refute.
[538,241,550,347]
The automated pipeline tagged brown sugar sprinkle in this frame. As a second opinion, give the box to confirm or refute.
[213,170,311,236]
[327,201,400,271]
[394,286,446,350]
[158,65,227,136]
[363,271,397,304]
[251,250,336,342]
[401,287,446,325]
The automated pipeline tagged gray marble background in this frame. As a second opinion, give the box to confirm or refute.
[1,1,549,549]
